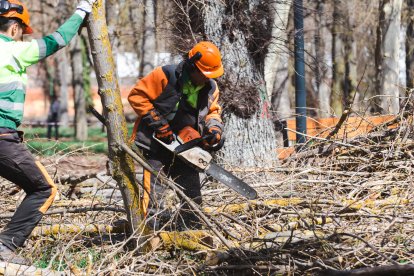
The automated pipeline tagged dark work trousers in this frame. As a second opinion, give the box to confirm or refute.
[46,118,59,140]
[0,132,57,251]
[141,146,202,229]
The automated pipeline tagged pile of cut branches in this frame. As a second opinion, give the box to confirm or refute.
[1,107,414,275]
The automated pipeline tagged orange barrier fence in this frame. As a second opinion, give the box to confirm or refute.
[276,115,399,160]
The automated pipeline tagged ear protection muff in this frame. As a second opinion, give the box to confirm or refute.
[0,0,23,15]
[186,51,203,71]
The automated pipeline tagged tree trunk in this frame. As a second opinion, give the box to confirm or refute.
[70,37,88,141]
[55,51,70,125]
[331,0,346,116]
[129,0,144,76]
[343,1,358,109]
[269,2,293,120]
[264,0,292,105]
[406,0,414,90]
[314,0,332,118]
[346,3,358,111]
[139,0,157,77]
[202,1,278,167]
[331,0,358,116]
[55,0,71,125]
[105,0,120,71]
[86,1,143,233]
[375,0,403,114]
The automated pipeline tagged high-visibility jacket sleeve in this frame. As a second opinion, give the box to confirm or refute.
[128,67,168,117]
[12,12,84,68]
[205,85,223,129]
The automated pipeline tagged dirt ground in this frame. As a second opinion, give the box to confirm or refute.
[41,153,108,178]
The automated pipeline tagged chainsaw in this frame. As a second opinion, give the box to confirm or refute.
[88,106,257,200]
[153,128,258,200]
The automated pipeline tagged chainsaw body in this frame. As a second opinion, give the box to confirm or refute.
[153,134,258,200]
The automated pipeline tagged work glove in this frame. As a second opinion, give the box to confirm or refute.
[204,126,222,146]
[142,109,175,144]
[155,123,174,144]
[77,0,98,14]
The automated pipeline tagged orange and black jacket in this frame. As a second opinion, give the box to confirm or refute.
[128,62,223,151]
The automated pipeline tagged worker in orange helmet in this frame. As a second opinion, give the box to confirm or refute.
[128,41,225,230]
[0,0,97,264]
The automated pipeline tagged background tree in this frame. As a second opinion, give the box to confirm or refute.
[313,0,333,118]
[139,0,157,77]
[70,36,88,141]
[331,0,346,115]
[405,0,414,90]
[264,0,293,120]
[375,0,403,114]
[171,0,278,167]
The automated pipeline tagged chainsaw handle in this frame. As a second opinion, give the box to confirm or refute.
[204,136,225,152]
[173,133,224,154]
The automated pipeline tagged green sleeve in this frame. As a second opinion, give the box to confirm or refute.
[13,13,84,69]
[42,13,84,57]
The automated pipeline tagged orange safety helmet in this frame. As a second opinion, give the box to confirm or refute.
[0,0,32,34]
[188,41,224,79]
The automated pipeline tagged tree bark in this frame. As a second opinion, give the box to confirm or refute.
[86,1,143,233]
[105,0,120,59]
[264,0,292,104]
[269,2,293,121]
[343,1,358,109]
[139,0,157,77]
[344,8,358,112]
[331,0,346,116]
[129,0,144,76]
[331,0,358,116]
[406,0,414,90]
[51,50,69,126]
[314,0,332,118]
[375,0,403,114]
[202,0,278,167]
[55,0,71,125]
[70,37,88,141]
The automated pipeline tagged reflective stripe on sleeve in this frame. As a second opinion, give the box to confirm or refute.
[0,100,24,111]
[36,39,47,60]
[0,82,25,94]
[51,32,67,49]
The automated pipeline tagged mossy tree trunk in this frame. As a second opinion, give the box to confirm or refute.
[86,1,143,233]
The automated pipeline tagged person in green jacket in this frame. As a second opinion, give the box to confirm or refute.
[0,0,97,264]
